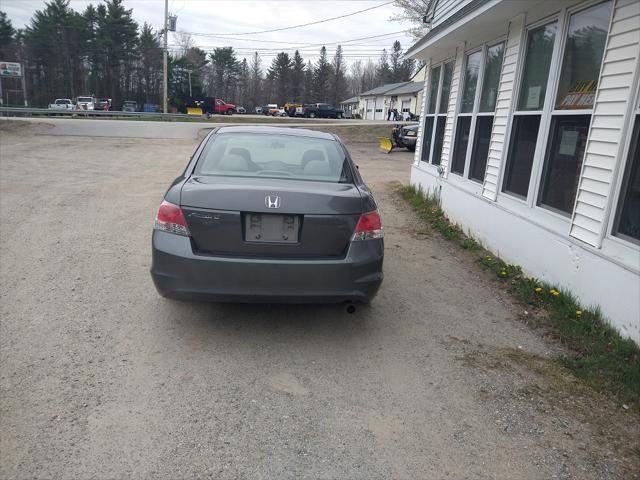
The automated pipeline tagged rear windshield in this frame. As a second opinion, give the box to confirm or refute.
[194,132,352,183]
[77,97,92,102]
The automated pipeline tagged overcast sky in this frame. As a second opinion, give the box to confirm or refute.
[2,0,417,65]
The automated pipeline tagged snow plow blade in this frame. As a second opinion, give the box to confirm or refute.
[378,137,394,154]
[187,107,203,116]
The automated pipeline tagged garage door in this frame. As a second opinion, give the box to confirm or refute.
[374,97,384,120]
[364,99,372,120]
[401,98,411,113]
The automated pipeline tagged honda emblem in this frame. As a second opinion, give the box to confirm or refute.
[265,195,281,209]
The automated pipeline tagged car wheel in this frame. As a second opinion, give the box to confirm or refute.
[227,109,233,115]
[309,112,316,118]
[336,113,343,119]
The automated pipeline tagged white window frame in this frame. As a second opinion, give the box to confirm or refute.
[420,58,454,166]
[450,39,506,182]
[533,0,615,218]
[604,83,640,253]
[497,0,615,230]
[498,13,564,206]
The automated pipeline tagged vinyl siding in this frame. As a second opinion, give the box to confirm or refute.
[569,0,640,247]
[432,0,471,29]
[482,15,524,200]
[440,46,464,176]
[414,61,432,165]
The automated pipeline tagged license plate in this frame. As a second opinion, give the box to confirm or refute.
[244,213,300,243]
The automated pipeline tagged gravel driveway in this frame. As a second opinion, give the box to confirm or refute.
[1,120,637,479]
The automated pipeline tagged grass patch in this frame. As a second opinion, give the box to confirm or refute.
[399,183,640,409]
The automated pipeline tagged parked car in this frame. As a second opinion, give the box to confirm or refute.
[48,98,75,111]
[235,106,246,114]
[393,124,418,151]
[122,101,138,112]
[76,95,95,110]
[303,103,344,119]
[95,98,111,111]
[150,125,384,305]
[261,104,279,116]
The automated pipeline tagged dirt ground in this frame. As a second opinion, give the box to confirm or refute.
[0,120,638,479]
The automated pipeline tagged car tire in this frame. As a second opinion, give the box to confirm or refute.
[309,112,316,118]
[227,109,233,116]
[336,113,343,119]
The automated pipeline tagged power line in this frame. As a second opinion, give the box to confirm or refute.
[176,30,407,49]
[178,1,393,36]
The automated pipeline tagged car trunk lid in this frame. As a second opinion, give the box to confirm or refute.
[181,176,362,258]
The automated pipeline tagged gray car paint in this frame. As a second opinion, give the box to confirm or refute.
[150,126,384,303]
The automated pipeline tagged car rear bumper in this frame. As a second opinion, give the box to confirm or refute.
[150,231,384,303]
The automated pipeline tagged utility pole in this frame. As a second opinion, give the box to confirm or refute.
[162,0,168,113]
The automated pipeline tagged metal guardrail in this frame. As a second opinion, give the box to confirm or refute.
[0,106,194,119]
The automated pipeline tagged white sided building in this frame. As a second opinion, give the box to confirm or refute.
[407,0,640,342]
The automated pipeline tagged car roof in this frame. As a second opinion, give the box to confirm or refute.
[215,125,336,141]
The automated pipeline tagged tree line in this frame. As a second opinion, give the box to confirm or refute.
[0,0,417,110]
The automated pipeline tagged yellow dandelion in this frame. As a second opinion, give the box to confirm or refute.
[500,271,507,276]
[576,310,583,316]
[534,287,542,293]
[551,290,560,297]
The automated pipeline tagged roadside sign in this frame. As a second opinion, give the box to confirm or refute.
[0,62,22,77]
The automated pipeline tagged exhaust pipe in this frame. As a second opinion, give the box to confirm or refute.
[346,304,356,314]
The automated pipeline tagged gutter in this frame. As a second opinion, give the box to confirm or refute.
[406,0,491,58]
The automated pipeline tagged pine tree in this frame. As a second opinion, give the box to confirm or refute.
[267,52,292,105]
[313,46,333,103]
[248,51,262,110]
[209,47,239,101]
[23,0,89,105]
[376,49,392,85]
[331,45,346,105]
[0,11,15,61]
[291,50,305,102]
[304,60,314,102]
[237,58,249,106]
[138,23,162,104]
[99,0,139,105]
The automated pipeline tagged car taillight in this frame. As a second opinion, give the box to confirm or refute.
[154,200,190,236]
[351,211,383,241]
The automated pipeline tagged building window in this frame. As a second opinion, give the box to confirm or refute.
[421,61,454,165]
[537,0,613,215]
[451,41,505,181]
[613,114,640,244]
[451,116,471,174]
[421,117,435,164]
[469,116,494,182]
[538,115,590,213]
[503,115,541,197]
[502,21,558,197]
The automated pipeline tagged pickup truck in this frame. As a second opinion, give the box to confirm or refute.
[303,103,344,119]
[284,102,304,117]
[213,98,236,115]
[76,96,95,110]
[48,99,75,111]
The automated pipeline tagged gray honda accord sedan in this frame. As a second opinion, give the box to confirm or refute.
[150,125,384,304]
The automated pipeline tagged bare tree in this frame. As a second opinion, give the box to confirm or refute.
[389,0,432,39]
